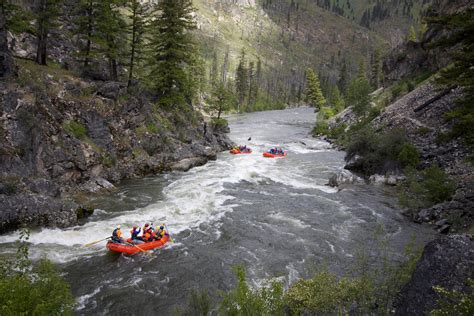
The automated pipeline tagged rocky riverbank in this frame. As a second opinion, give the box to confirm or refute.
[0,62,233,234]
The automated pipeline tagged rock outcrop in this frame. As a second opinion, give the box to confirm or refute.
[395,234,474,315]
[0,66,233,233]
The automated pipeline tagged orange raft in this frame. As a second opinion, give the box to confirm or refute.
[106,235,170,255]
[230,149,252,154]
[263,152,287,158]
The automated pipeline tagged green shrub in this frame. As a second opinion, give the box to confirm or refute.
[211,117,228,129]
[101,154,116,168]
[417,127,432,136]
[328,124,347,139]
[313,120,329,136]
[321,107,335,119]
[63,120,87,139]
[219,266,285,316]
[345,127,411,174]
[398,143,420,168]
[285,270,366,315]
[399,165,456,209]
[147,123,159,134]
[0,230,74,315]
[391,82,408,101]
[430,279,474,316]
[217,233,422,316]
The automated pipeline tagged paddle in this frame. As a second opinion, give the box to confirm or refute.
[84,237,111,247]
[125,241,153,257]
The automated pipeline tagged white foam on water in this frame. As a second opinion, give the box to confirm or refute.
[326,240,336,253]
[76,286,102,311]
[0,108,345,265]
[268,212,311,229]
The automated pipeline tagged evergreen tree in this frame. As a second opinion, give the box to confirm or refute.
[72,0,102,71]
[209,50,219,87]
[328,86,345,113]
[34,0,61,65]
[255,57,262,97]
[305,68,326,110]
[235,48,249,111]
[126,0,148,87]
[221,47,230,84]
[428,9,474,145]
[408,25,417,42]
[347,74,371,117]
[371,49,383,89]
[208,82,233,119]
[338,59,349,96]
[357,59,367,80]
[148,0,197,108]
[96,0,126,81]
[248,60,257,107]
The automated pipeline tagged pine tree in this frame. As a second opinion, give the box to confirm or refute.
[427,9,474,144]
[209,50,219,87]
[328,86,345,113]
[34,0,62,65]
[96,0,126,81]
[126,0,148,87]
[347,70,371,117]
[338,59,349,96]
[248,60,257,107]
[208,82,233,119]
[357,59,367,80]
[305,68,326,111]
[235,48,249,111]
[371,49,383,89]
[221,47,230,84]
[255,57,262,97]
[148,0,197,108]
[73,0,99,70]
[408,25,417,42]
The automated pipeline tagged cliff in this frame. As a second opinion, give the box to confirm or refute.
[0,60,233,233]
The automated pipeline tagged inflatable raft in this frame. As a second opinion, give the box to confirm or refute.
[106,235,170,255]
[230,149,252,154]
[263,152,287,158]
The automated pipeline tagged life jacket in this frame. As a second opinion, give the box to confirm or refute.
[143,232,151,242]
[130,228,140,239]
[112,228,122,242]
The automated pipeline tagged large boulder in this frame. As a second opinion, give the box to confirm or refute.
[170,156,208,172]
[395,235,474,315]
[327,169,363,187]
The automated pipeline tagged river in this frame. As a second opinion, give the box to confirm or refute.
[0,107,435,314]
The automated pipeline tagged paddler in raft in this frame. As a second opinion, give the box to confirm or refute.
[111,225,124,243]
[130,225,144,244]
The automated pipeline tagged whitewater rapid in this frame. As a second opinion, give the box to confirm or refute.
[0,108,435,314]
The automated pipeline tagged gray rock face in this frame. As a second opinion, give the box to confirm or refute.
[0,69,233,234]
[80,178,116,194]
[395,235,474,315]
[0,193,78,232]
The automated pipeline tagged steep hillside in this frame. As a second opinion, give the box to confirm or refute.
[194,0,387,106]
[313,0,434,47]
